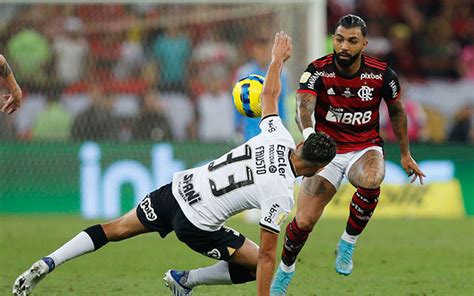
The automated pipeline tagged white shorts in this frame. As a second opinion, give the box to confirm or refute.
[318,146,384,189]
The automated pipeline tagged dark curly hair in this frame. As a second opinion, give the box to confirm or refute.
[302,132,337,164]
[335,14,367,37]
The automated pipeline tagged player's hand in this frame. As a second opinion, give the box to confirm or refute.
[2,92,22,114]
[271,31,292,63]
[401,154,425,185]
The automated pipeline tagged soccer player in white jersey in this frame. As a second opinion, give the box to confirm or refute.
[12,32,336,296]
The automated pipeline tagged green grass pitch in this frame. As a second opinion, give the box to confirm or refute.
[1,215,473,295]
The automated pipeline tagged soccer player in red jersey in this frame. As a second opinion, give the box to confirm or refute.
[270,14,426,295]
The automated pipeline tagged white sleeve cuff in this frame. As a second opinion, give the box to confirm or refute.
[302,127,315,141]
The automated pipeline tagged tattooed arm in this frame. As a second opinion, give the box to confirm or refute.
[295,92,316,132]
[1,54,22,114]
[387,100,409,156]
[387,100,425,184]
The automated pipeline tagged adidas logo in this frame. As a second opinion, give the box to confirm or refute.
[327,88,335,95]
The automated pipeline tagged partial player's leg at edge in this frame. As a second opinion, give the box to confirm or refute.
[12,209,149,295]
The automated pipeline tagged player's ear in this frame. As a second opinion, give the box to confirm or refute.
[363,38,368,48]
[294,141,304,157]
[296,141,304,149]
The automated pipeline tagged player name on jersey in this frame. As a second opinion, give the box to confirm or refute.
[177,174,202,206]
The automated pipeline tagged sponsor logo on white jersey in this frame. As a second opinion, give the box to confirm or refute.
[267,119,276,133]
[264,203,280,224]
[327,87,335,95]
[357,86,374,101]
[275,145,287,178]
[325,105,372,125]
[139,196,157,221]
[360,72,383,80]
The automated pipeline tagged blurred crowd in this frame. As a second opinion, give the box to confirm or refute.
[0,1,473,144]
[329,0,474,143]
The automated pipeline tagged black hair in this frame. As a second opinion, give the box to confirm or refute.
[335,14,367,37]
[302,132,337,164]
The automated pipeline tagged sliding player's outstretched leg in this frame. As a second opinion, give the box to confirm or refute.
[12,209,148,295]
[165,237,258,295]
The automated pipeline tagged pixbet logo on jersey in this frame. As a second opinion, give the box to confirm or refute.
[360,72,383,80]
[325,105,372,125]
[300,71,336,90]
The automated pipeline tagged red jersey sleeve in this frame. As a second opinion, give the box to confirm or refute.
[381,67,401,105]
[297,62,323,96]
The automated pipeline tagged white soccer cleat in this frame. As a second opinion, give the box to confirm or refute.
[12,260,50,296]
[163,269,193,296]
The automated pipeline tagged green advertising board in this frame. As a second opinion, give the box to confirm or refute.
[0,142,472,217]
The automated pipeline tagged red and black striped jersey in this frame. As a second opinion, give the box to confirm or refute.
[298,53,401,153]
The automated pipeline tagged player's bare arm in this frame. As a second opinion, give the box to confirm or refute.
[295,92,316,132]
[260,31,292,118]
[257,228,278,296]
[0,54,22,114]
[387,99,425,184]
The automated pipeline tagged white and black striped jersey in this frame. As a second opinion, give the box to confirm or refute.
[172,115,296,234]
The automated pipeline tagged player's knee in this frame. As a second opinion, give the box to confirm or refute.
[295,201,326,231]
[361,171,384,188]
[294,215,316,232]
[103,218,133,241]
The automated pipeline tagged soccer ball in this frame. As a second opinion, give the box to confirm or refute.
[232,74,264,118]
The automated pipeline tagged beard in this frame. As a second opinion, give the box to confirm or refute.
[334,50,361,68]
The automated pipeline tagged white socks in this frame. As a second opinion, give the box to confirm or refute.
[280,261,296,273]
[47,231,95,268]
[341,231,359,244]
[186,261,232,288]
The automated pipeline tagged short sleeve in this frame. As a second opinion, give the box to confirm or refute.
[259,196,293,234]
[259,115,294,148]
[381,67,401,105]
[297,62,322,96]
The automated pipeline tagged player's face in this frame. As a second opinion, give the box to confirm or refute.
[333,26,367,68]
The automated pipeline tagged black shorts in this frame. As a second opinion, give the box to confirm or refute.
[136,183,246,261]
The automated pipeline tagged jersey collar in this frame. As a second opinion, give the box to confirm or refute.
[288,150,297,178]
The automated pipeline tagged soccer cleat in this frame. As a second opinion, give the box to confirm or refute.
[12,259,51,296]
[163,269,193,296]
[335,239,355,276]
[270,265,295,296]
